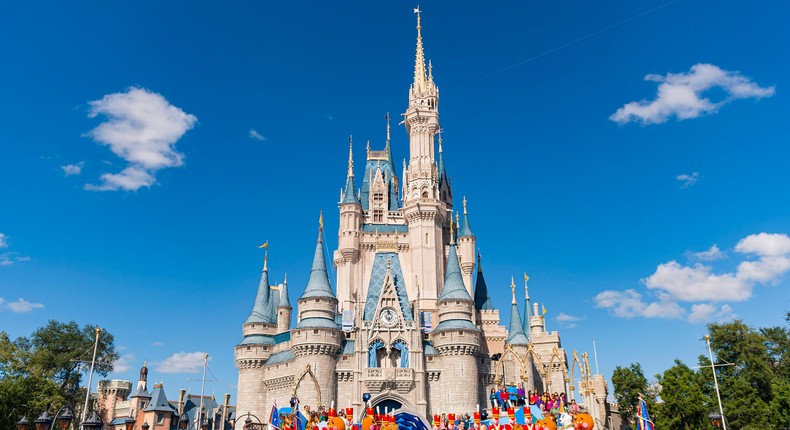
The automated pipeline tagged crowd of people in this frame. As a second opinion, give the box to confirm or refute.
[488,384,582,416]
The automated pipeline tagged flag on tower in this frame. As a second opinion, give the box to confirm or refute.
[636,396,654,430]
[541,304,547,317]
[270,402,280,430]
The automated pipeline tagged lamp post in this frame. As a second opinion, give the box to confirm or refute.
[124,418,136,430]
[705,334,727,430]
[236,412,262,430]
[80,411,103,430]
[708,410,726,428]
[28,405,74,430]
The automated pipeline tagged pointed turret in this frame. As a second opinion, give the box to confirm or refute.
[245,250,274,324]
[437,136,447,186]
[276,274,292,333]
[296,214,339,328]
[506,277,530,345]
[342,136,360,204]
[458,197,473,237]
[523,274,532,336]
[300,217,335,300]
[437,224,472,302]
[474,252,494,311]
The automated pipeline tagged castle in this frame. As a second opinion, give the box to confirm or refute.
[235,8,613,427]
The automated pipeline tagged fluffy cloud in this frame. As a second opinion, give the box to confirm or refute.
[0,233,8,249]
[556,313,581,322]
[61,162,85,176]
[688,303,736,324]
[85,87,197,191]
[610,63,775,125]
[113,353,136,373]
[249,129,265,141]
[597,233,790,322]
[676,172,699,189]
[688,244,725,261]
[594,289,685,319]
[5,298,45,313]
[155,351,209,374]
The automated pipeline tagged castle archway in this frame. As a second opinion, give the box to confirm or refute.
[370,392,413,413]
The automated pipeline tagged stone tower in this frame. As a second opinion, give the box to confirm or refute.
[290,225,343,408]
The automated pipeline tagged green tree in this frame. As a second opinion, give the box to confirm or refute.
[611,363,649,428]
[0,321,118,429]
[702,320,774,430]
[653,359,710,430]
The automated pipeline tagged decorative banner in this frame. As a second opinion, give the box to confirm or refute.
[421,312,433,332]
[343,310,354,332]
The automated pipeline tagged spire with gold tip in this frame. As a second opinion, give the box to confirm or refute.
[342,136,360,204]
[506,276,529,345]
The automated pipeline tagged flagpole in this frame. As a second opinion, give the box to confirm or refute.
[706,334,727,430]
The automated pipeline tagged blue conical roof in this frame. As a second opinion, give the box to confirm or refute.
[507,300,530,345]
[474,255,494,311]
[246,267,274,324]
[279,280,291,308]
[438,245,473,302]
[458,212,473,237]
[299,237,336,300]
[342,175,360,204]
[144,385,174,412]
[523,297,532,335]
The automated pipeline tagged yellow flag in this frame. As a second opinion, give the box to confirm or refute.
[258,241,269,249]
[524,273,529,282]
[319,211,324,229]
[542,304,547,317]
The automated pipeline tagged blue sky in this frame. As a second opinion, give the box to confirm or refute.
[1,0,789,403]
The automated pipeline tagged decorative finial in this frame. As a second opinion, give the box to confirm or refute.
[438,133,443,153]
[284,272,288,284]
[463,196,467,214]
[413,6,427,92]
[258,241,269,271]
[318,211,324,241]
[455,211,460,229]
[347,135,354,177]
[510,276,517,304]
[477,249,482,272]
[524,273,530,299]
[449,217,455,244]
[385,113,391,143]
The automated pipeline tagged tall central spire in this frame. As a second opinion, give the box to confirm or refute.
[413,6,427,93]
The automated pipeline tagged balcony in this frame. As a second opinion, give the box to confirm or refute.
[364,367,415,393]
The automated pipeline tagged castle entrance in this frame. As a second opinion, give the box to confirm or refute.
[373,398,403,412]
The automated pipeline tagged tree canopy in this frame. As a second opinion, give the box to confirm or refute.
[0,320,118,429]
[612,313,790,430]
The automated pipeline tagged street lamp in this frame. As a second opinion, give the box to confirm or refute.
[124,418,136,430]
[705,334,728,430]
[179,413,190,430]
[29,405,74,430]
[17,416,30,430]
[237,412,262,430]
[80,411,103,430]
[708,411,724,428]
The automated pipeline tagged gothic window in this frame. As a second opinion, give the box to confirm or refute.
[422,191,429,198]
[368,340,386,368]
[373,193,384,204]
[392,340,409,367]
[373,209,383,223]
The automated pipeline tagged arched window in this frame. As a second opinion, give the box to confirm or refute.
[368,340,385,368]
[392,340,409,368]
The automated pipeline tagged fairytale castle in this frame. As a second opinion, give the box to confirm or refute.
[234,8,613,427]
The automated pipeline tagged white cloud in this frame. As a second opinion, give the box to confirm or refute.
[594,289,685,319]
[610,63,775,125]
[676,172,699,189]
[688,303,736,324]
[113,353,136,373]
[151,341,164,347]
[0,298,5,306]
[598,233,790,321]
[61,162,85,176]
[6,298,44,313]
[556,312,581,322]
[0,233,8,248]
[85,87,197,191]
[688,244,725,261]
[155,351,209,374]
[249,129,265,141]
